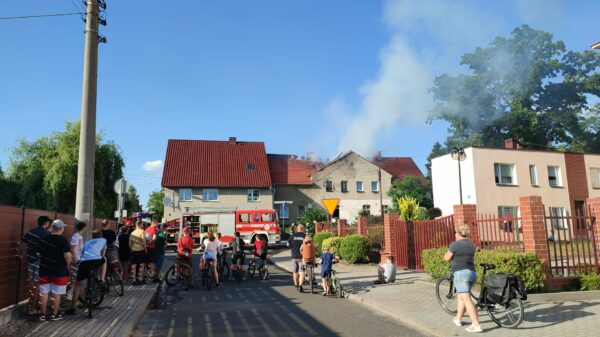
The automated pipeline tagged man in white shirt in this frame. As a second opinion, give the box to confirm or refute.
[375,255,397,284]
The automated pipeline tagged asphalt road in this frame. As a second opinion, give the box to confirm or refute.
[133,253,427,337]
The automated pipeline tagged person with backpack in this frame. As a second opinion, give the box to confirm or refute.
[230,232,245,275]
[444,224,481,333]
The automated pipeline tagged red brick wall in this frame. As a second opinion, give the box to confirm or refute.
[519,196,550,280]
[564,153,589,215]
[586,197,600,273]
[453,204,480,248]
[357,216,368,236]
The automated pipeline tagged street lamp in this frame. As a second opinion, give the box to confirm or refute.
[450,147,466,205]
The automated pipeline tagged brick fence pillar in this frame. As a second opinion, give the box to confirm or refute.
[453,204,480,248]
[357,216,368,236]
[519,196,551,280]
[381,213,399,263]
[338,219,347,237]
[586,197,600,273]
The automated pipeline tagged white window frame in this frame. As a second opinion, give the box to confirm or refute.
[202,188,219,201]
[529,165,538,186]
[247,189,260,202]
[179,188,192,202]
[362,204,371,215]
[371,181,379,192]
[325,180,334,192]
[341,180,348,192]
[494,163,516,185]
[356,181,364,192]
[549,207,568,229]
[590,168,600,189]
[547,166,562,187]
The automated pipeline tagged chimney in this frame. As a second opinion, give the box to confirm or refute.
[373,151,382,162]
[228,137,237,145]
[504,138,520,150]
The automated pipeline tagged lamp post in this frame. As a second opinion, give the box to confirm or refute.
[450,147,466,205]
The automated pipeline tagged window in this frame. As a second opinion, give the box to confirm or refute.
[298,206,305,217]
[254,213,260,222]
[356,181,364,192]
[383,205,389,214]
[550,207,568,229]
[179,188,192,201]
[548,166,562,187]
[247,189,260,202]
[362,204,371,215]
[238,213,250,223]
[325,180,334,192]
[590,168,600,189]
[202,188,219,201]
[341,181,348,192]
[371,181,379,192]
[494,163,515,185]
[498,206,518,219]
[529,165,538,186]
[278,203,289,219]
[246,163,254,171]
[261,212,273,222]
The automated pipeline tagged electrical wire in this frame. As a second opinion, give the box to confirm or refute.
[68,0,86,20]
[0,12,84,21]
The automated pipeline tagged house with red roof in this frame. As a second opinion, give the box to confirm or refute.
[161,137,274,223]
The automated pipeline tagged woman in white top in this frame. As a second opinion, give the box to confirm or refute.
[202,232,221,286]
[70,221,87,263]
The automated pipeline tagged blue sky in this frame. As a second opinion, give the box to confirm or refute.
[1,0,599,207]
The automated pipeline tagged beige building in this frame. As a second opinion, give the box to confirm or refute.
[432,139,600,221]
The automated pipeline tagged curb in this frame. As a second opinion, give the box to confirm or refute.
[271,257,441,337]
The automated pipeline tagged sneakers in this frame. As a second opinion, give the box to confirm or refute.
[465,325,482,333]
[48,313,63,321]
[298,285,304,293]
[38,315,47,322]
[452,318,462,327]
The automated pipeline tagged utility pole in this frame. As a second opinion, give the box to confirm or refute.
[378,168,384,224]
[75,0,106,239]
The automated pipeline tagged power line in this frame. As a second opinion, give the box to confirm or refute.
[67,0,86,20]
[0,12,84,21]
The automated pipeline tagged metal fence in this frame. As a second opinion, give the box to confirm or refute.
[476,213,524,251]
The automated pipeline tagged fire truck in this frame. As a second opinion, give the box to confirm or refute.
[174,209,280,246]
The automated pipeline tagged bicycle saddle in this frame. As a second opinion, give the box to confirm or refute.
[479,263,496,270]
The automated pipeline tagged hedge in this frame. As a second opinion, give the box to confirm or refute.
[577,272,600,291]
[322,237,343,255]
[422,247,546,291]
[313,232,334,256]
[339,235,370,264]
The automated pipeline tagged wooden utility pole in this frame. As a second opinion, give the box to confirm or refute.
[75,0,100,239]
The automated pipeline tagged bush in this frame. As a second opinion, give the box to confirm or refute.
[578,272,600,291]
[313,232,333,256]
[339,235,370,264]
[421,248,546,291]
[322,237,343,255]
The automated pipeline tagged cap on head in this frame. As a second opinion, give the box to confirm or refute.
[51,219,67,229]
[182,226,190,233]
[38,215,53,226]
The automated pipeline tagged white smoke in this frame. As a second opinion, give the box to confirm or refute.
[332,0,502,156]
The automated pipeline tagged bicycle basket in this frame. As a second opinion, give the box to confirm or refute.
[485,273,510,304]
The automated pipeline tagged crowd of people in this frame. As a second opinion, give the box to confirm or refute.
[21,216,168,321]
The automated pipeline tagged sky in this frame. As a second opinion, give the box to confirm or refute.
[1,0,599,208]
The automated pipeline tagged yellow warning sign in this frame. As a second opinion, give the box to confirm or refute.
[321,198,340,216]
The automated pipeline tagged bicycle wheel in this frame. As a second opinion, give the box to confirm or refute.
[335,277,343,298]
[165,265,180,286]
[181,264,192,290]
[486,290,525,328]
[259,265,269,280]
[206,264,214,290]
[86,277,93,319]
[80,277,104,308]
[307,267,314,293]
[247,262,256,279]
[221,262,230,278]
[436,276,458,315]
[109,271,124,296]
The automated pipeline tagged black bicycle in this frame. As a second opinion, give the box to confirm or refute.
[202,258,216,290]
[232,253,245,283]
[106,262,124,296]
[247,254,269,280]
[218,252,230,280]
[435,263,526,328]
[79,269,104,319]
[165,256,192,290]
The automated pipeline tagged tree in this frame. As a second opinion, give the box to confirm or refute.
[298,205,328,234]
[147,189,165,221]
[124,185,142,212]
[425,142,446,180]
[6,120,124,218]
[429,25,600,152]
[387,176,433,211]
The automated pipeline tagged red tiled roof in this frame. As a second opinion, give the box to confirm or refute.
[161,139,272,188]
[267,154,321,185]
[373,157,424,181]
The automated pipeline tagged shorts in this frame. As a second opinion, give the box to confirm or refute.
[292,259,302,274]
[321,270,332,278]
[453,269,476,293]
[131,250,146,265]
[257,253,267,261]
[204,251,217,261]
[232,252,245,265]
[28,261,40,282]
[146,248,155,263]
[77,259,105,281]
[39,275,69,295]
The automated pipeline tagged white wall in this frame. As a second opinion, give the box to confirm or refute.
[431,148,477,216]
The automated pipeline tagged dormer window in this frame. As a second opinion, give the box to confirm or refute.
[246,163,254,171]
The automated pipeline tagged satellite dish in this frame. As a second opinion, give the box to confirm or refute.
[162,197,173,207]
[307,203,313,209]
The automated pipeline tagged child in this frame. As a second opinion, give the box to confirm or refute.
[375,255,397,284]
[319,245,338,296]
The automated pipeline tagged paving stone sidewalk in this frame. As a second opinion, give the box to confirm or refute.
[272,250,600,337]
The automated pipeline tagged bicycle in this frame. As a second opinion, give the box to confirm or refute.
[247,254,269,280]
[218,252,230,280]
[165,257,192,290]
[232,253,245,283]
[326,268,345,298]
[303,260,316,294]
[435,263,526,328]
[78,269,104,319]
[435,274,478,315]
[201,258,216,290]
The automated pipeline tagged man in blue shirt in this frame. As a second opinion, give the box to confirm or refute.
[319,245,338,296]
[66,229,107,315]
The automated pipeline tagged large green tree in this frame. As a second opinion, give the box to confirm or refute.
[429,25,600,155]
[387,176,433,211]
[6,120,124,218]
[147,189,165,221]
